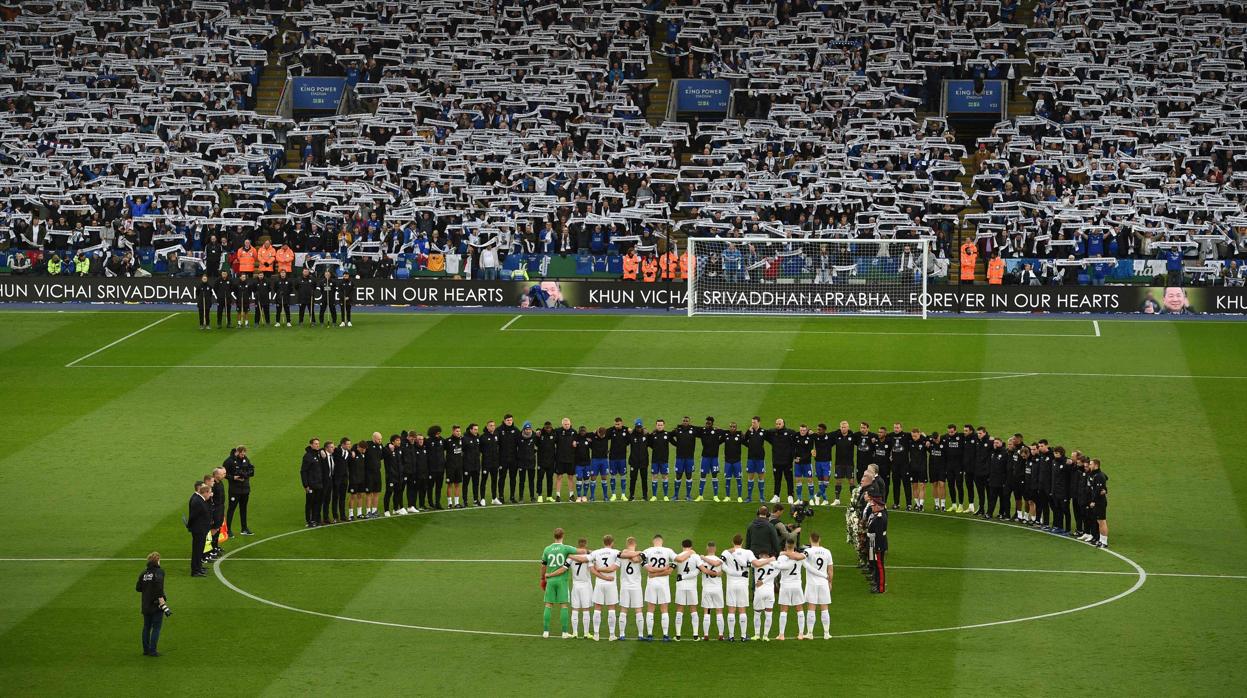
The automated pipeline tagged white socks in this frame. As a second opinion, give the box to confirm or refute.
[675,612,683,637]
[779,611,788,636]
[805,610,815,634]
[661,613,670,636]
[607,610,616,637]
[796,610,805,637]
[645,612,654,635]
[571,610,579,636]
[726,612,736,638]
[739,612,747,637]
[752,611,761,634]
[763,611,773,636]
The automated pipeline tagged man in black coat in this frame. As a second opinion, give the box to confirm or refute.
[226,445,255,535]
[297,268,317,325]
[136,551,167,656]
[214,269,233,328]
[328,439,350,522]
[480,420,501,505]
[187,482,212,577]
[764,418,797,503]
[402,430,426,512]
[252,272,271,326]
[301,438,324,527]
[745,506,780,559]
[383,434,405,517]
[497,414,520,503]
[273,270,295,326]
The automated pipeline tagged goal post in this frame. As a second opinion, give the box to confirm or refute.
[686,237,931,318]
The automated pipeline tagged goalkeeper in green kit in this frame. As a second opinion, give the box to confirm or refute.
[541,527,577,638]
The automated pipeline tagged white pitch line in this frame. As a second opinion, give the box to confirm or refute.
[505,326,1096,338]
[499,314,521,331]
[1093,320,1101,337]
[63,312,178,367]
[63,363,1247,380]
[518,366,1040,387]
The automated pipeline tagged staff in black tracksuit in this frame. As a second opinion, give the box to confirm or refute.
[317,440,334,523]
[885,425,910,509]
[463,425,483,506]
[301,440,323,526]
[273,271,294,326]
[855,424,877,485]
[497,415,520,503]
[870,427,890,503]
[297,268,317,325]
[480,422,501,504]
[196,274,213,328]
[764,420,797,502]
[942,425,962,508]
[961,424,976,511]
[327,440,349,522]
[972,427,990,510]
[1008,440,1026,519]
[516,423,538,502]
[318,269,338,325]
[426,426,446,509]
[1086,459,1109,546]
[554,420,577,500]
[1049,446,1071,533]
[444,427,465,508]
[987,439,1008,519]
[345,439,365,519]
[214,270,233,328]
[403,431,426,511]
[537,422,557,499]
[232,273,250,327]
[226,447,255,535]
[628,421,649,500]
[1035,441,1053,527]
[252,272,271,326]
[336,272,354,326]
[383,435,405,516]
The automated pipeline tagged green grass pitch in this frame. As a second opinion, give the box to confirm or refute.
[1,309,1245,695]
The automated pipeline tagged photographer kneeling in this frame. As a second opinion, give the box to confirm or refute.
[135,552,171,657]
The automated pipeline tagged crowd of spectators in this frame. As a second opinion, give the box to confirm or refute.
[1,0,1245,286]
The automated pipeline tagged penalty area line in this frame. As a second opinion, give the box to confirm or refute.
[63,312,178,367]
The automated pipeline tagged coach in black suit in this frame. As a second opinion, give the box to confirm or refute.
[187,483,212,577]
[301,438,325,526]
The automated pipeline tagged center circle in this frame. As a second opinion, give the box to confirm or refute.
[214,502,1145,640]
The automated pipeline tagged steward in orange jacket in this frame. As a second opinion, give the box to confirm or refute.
[275,245,295,273]
[987,254,1005,285]
[622,251,639,280]
[641,255,658,282]
[256,241,276,273]
[959,241,978,283]
[236,241,257,274]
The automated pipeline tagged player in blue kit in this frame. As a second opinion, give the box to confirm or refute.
[696,417,725,502]
[722,422,746,502]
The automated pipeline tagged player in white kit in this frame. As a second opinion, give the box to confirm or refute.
[751,552,785,641]
[589,534,621,641]
[698,541,725,641]
[720,534,761,641]
[775,539,805,641]
[616,537,645,640]
[567,538,595,638]
[641,535,676,641]
[672,539,701,641]
[800,532,834,639]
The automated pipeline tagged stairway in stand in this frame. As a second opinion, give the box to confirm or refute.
[948,0,1041,285]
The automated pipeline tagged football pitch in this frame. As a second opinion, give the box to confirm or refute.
[1,309,1245,695]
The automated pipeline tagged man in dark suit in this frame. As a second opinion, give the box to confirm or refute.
[301,438,324,527]
[320,438,341,524]
[187,482,212,577]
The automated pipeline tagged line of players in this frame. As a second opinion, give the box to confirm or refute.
[540,527,834,642]
[194,268,355,329]
[297,417,1109,547]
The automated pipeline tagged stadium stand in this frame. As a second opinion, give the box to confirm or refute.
[1,0,1244,286]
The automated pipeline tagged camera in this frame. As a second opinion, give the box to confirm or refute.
[792,501,815,525]
[158,601,172,618]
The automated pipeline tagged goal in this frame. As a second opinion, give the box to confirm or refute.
[686,237,931,317]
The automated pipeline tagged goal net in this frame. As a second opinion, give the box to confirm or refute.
[686,237,931,317]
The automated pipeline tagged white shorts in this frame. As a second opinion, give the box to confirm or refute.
[592,582,619,606]
[779,586,804,607]
[804,580,831,605]
[644,580,671,605]
[725,583,750,608]
[701,588,724,610]
[675,587,698,607]
[571,583,593,609]
[752,587,775,611]
[620,586,643,609]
